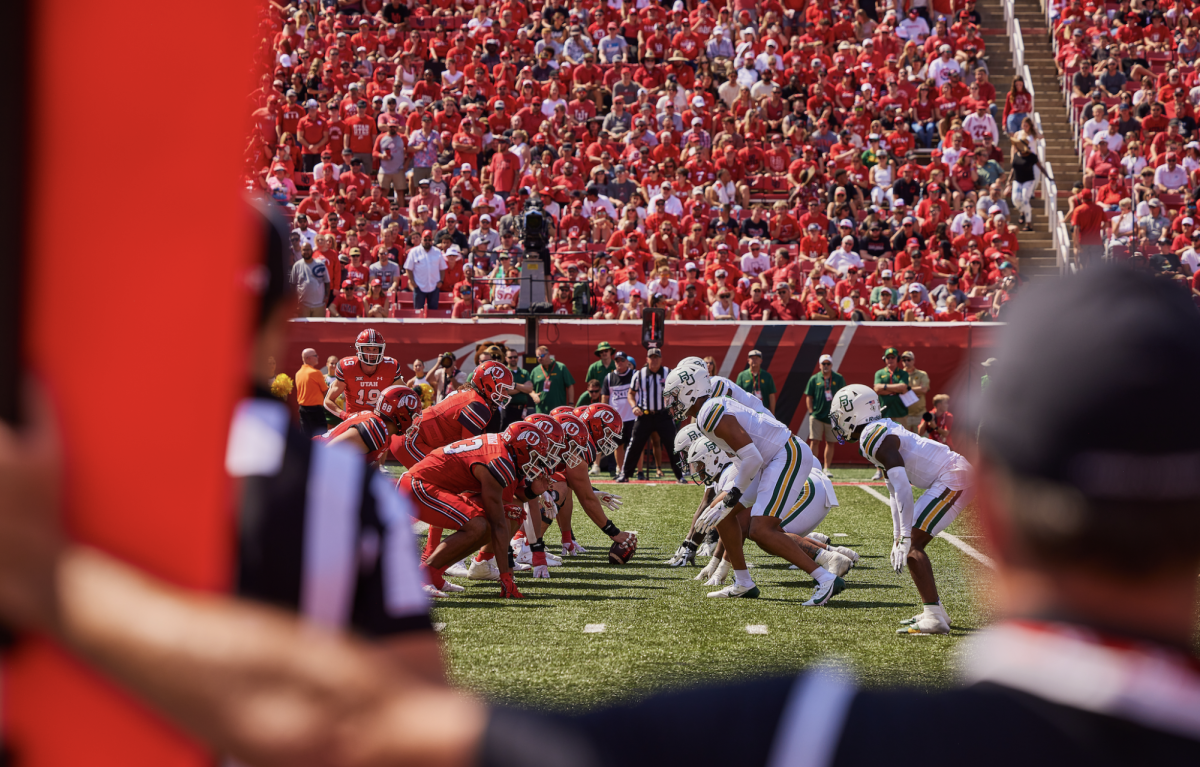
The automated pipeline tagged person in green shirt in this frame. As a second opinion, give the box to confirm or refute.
[803,354,846,469]
[585,342,617,387]
[872,346,911,479]
[576,379,603,408]
[734,349,776,413]
[528,344,575,414]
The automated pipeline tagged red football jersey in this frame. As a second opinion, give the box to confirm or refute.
[334,355,402,413]
[407,432,521,500]
[394,387,493,463]
[317,411,390,463]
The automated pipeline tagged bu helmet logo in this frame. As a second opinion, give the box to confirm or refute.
[839,393,854,411]
[678,369,695,385]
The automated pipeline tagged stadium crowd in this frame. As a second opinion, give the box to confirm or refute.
[251,0,1040,324]
[1054,0,1200,297]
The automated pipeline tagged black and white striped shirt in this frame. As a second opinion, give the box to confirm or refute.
[630,364,671,414]
[227,397,430,637]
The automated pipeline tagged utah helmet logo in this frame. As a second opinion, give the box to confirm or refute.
[486,365,504,378]
[563,422,579,437]
[599,411,614,424]
[517,430,541,446]
[678,370,696,385]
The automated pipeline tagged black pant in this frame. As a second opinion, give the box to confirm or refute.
[620,410,682,479]
[502,403,529,429]
[298,405,329,438]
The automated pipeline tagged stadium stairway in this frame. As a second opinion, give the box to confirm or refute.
[979,0,1073,279]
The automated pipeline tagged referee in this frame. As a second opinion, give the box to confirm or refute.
[231,199,438,676]
[618,347,684,483]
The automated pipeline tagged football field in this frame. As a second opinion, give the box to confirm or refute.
[406,467,995,711]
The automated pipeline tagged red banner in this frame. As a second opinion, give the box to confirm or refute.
[286,319,1000,463]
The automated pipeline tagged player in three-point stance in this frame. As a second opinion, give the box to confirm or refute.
[391,360,515,566]
[663,365,844,604]
[663,358,776,566]
[831,383,975,634]
[515,407,636,575]
[324,328,403,418]
[400,421,553,598]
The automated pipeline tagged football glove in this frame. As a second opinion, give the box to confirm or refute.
[498,572,524,599]
[890,536,911,575]
[696,498,735,534]
[540,491,558,520]
[665,540,698,566]
[563,539,587,556]
[532,565,550,579]
[695,556,720,581]
[595,489,623,512]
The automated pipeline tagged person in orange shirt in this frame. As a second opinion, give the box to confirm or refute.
[295,347,330,438]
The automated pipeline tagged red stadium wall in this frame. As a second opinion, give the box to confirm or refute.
[287,320,999,464]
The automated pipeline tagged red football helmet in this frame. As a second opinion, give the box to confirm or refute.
[355,328,386,366]
[551,412,591,468]
[550,406,576,417]
[502,421,551,481]
[571,406,589,418]
[374,385,420,432]
[524,413,566,470]
[581,403,622,457]
[471,360,515,408]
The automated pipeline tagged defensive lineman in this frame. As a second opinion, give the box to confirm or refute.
[663,365,844,603]
[831,383,974,634]
[686,439,857,585]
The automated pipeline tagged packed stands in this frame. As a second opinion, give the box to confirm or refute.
[1049,0,1200,295]
[249,0,1044,322]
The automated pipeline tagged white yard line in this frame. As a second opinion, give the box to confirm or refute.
[433,623,446,632]
[854,485,995,570]
[584,624,606,633]
[746,625,769,635]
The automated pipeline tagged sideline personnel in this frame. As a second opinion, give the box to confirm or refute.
[294,347,329,437]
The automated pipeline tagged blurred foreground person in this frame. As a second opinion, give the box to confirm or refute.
[0,266,1198,766]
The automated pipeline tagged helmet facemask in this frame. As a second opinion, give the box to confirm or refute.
[356,343,385,365]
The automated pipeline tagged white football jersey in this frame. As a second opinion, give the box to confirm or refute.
[711,375,774,418]
[696,395,790,464]
[858,418,971,490]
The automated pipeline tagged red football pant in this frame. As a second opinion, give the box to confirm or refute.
[399,473,484,530]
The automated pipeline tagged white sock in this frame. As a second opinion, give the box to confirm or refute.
[733,569,755,588]
[811,566,834,585]
[923,602,944,617]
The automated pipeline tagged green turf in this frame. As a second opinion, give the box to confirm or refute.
[415,470,992,711]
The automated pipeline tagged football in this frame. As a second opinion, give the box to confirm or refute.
[608,532,638,565]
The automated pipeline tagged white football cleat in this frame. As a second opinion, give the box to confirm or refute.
[706,583,760,598]
[832,546,860,565]
[807,532,830,545]
[898,609,951,635]
[439,580,465,593]
[562,540,587,556]
[899,612,926,626]
[512,561,532,572]
[815,548,853,577]
[423,584,449,599]
[512,541,532,564]
[444,559,471,578]
[802,576,845,606]
[467,558,500,580]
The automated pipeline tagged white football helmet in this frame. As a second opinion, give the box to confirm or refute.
[674,424,704,480]
[663,365,712,422]
[676,356,706,372]
[687,439,731,487]
[830,383,882,444]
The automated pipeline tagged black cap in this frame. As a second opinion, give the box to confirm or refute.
[981,267,1200,500]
